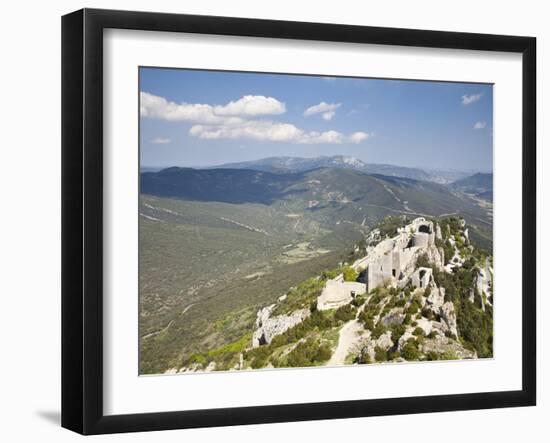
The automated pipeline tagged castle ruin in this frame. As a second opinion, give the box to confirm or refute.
[317,218,444,310]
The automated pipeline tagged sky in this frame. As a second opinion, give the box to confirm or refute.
[139,67,493,173]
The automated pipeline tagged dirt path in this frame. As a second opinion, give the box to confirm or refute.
[181,303,195,316]
[141,319,175,340]
[142,303,196,341]
[326,319,364,366]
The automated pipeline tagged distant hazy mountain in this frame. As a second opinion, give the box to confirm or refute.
[208,155,468,184]
[141,166,488,222]
[450,173,493,201]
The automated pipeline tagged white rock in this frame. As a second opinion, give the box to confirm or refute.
[376,331,394,351]
[252,308,310,347]
[426,286,445,310]
[414,317,433,335]
[439,302,458,337]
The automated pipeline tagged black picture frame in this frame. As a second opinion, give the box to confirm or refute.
[62,8,537,435]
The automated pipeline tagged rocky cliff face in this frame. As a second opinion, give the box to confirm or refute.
[252,307,310,347]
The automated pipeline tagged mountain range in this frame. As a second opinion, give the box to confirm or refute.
[204,155,474,184]
[141,166,485,215]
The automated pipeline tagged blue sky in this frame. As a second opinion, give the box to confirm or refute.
[140,67,493,172]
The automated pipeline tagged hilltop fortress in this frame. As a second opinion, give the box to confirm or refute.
[170,215,494,372]
[317,218,444,310]
[252,217,451,348]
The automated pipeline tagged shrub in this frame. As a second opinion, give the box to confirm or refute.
[272,276,326,316]
[188,353,207,367]
[412,327,425,337]
[358,349,372,364]
[286,338,332,367]
[374,346,388,362]
[352,295,366,307]
[406,296,422,315]
[440,350,458,360]
[371,322,387,340]
[247,345,272,369]
[368,291,383,305]
[376,216,411,238]
[387,349,401,360]
[390,323,407,343]
[363,317,375,331]
[322,268,342,280]
[421,308,435,320]
[401,339,421,361]
[359,303,380,330]
[342,266,359,282]
[416,253,430,269]
[456,296,493,358]
[334,304,357,323]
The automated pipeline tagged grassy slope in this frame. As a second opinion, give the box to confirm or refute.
[139,196,360,374]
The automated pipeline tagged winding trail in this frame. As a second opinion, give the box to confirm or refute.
[326,319,364,366]
[141,303,196,341]
[181,303,196,316]
[141,320,175,340]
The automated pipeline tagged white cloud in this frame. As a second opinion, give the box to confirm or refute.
[473,121,487,129]
[462,93,482,105]
[299,130,345,144]
[304,102,341,117]
[189,121,369,145]
[189,121,303,142]
[213,95,285,116]
[151,137,171,144]
[349,132,369,143]
[322,111,336,121]
[140,92,283,124]
[142,92,369,145]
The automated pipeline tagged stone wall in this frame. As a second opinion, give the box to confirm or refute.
[354,218,441,292]
[317,280,367,311]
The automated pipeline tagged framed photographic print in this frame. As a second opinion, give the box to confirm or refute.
[61,8,536,435]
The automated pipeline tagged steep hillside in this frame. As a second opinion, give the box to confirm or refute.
[141,167,489,225]
[450,173,493,202]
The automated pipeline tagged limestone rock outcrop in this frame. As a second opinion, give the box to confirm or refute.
[475,257,493,310]
[252,308,310,347]
[426,286,445,311]
[376,331,394,351]
[421,334,477,359]
[439,301,458,337]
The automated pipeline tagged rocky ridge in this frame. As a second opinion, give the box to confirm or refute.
[173,216,492,372]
